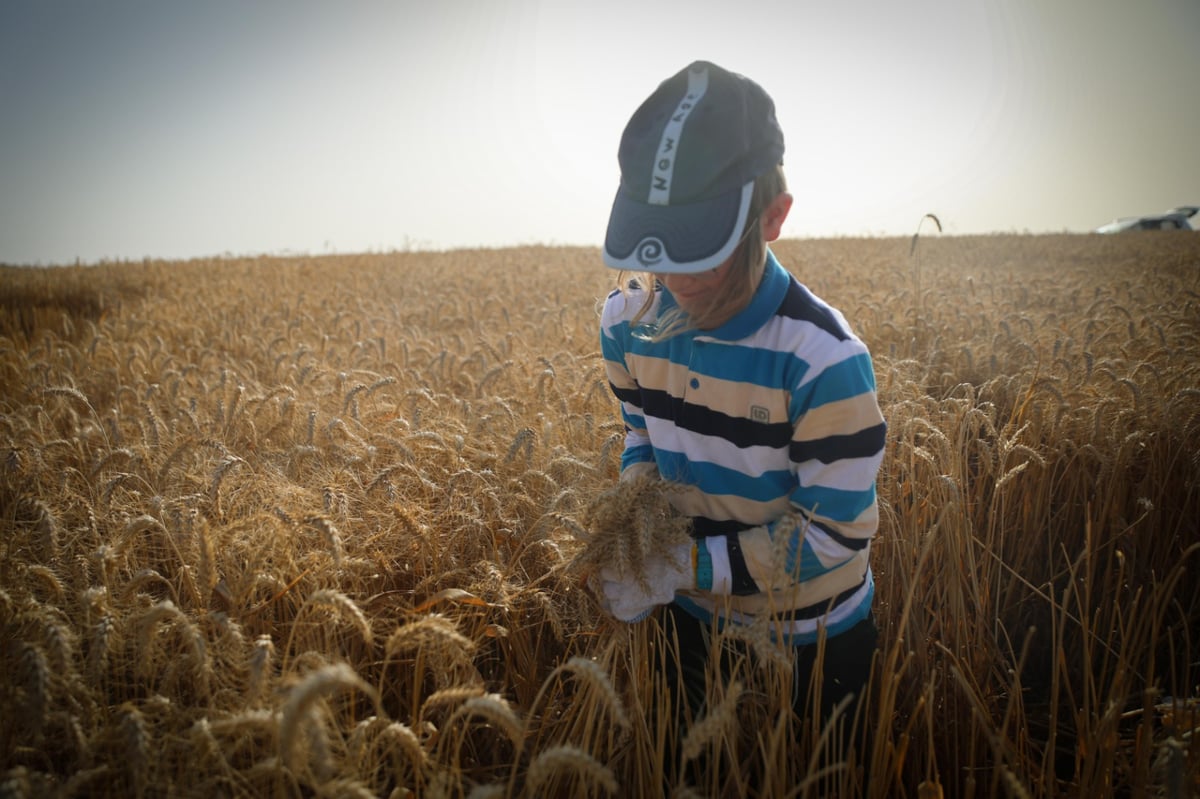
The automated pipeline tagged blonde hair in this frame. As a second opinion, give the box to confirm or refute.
[618,164,788,339]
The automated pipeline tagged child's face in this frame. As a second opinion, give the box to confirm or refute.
[656,257,735,315]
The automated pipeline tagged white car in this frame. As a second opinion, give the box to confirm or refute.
[1096,206,1197,233]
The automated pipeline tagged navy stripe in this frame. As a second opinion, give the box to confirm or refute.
[692,517,753,537]
[693,517,869,553]
[610,382,641,406]
[791,422,887,464]
[783,574,868,620]
[725,535,760,596]
[811,519,871,551]
[639,387,679,424]
[776,279,849,342]
[641,387,793,449]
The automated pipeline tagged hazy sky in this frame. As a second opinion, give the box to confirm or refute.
[2,0,1198,265]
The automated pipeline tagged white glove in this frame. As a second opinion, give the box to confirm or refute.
[596,541,695,622]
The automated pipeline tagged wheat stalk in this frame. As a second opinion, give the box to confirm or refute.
[119,702,150,796]
[16,643,49,742]
[680,680,743,763]
[248,634,276,704]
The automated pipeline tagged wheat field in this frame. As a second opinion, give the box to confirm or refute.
[1,233,1198,798]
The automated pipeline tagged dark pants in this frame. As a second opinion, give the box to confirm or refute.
[659,602,878,790]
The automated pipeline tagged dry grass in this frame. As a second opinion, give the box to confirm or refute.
[1,235,1198,797]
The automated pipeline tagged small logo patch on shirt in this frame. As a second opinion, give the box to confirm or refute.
[750,405,770,423]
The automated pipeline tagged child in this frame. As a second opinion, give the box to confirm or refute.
[596,60,887,774]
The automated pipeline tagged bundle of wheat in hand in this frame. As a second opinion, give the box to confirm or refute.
[568,475,694,593]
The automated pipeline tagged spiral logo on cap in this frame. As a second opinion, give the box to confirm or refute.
[635,237,664,268]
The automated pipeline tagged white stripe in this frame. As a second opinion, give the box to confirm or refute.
[648,66,708,205]
[704,535,734,593]
[795,455,884,494]
[645,422,786,478]
[805,520,867,565]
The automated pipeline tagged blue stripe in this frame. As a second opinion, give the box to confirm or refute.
[601,327,627,361]
[793,482,877,523]
[621,446,655,472]
[784,536,852,582]
[814,579,874,641]
[693,343,809,389]
[608,305,810,394]
[791,353,878,416]
[627,324,695,362]
[655,450,792,503]
[619,407,646,431]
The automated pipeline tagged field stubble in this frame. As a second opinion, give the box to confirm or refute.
[1,234,1198,797]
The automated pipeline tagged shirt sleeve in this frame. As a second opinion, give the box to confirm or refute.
[599,288,658,478]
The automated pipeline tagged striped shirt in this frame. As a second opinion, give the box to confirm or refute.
[600,250,887,644]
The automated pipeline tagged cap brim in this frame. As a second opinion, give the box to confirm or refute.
[603,181,753,273]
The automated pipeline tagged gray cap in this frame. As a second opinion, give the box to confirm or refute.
[603,61,785,273]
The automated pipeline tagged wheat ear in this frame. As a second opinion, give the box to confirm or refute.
[279,662,379,771]
[525,744,619,795]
